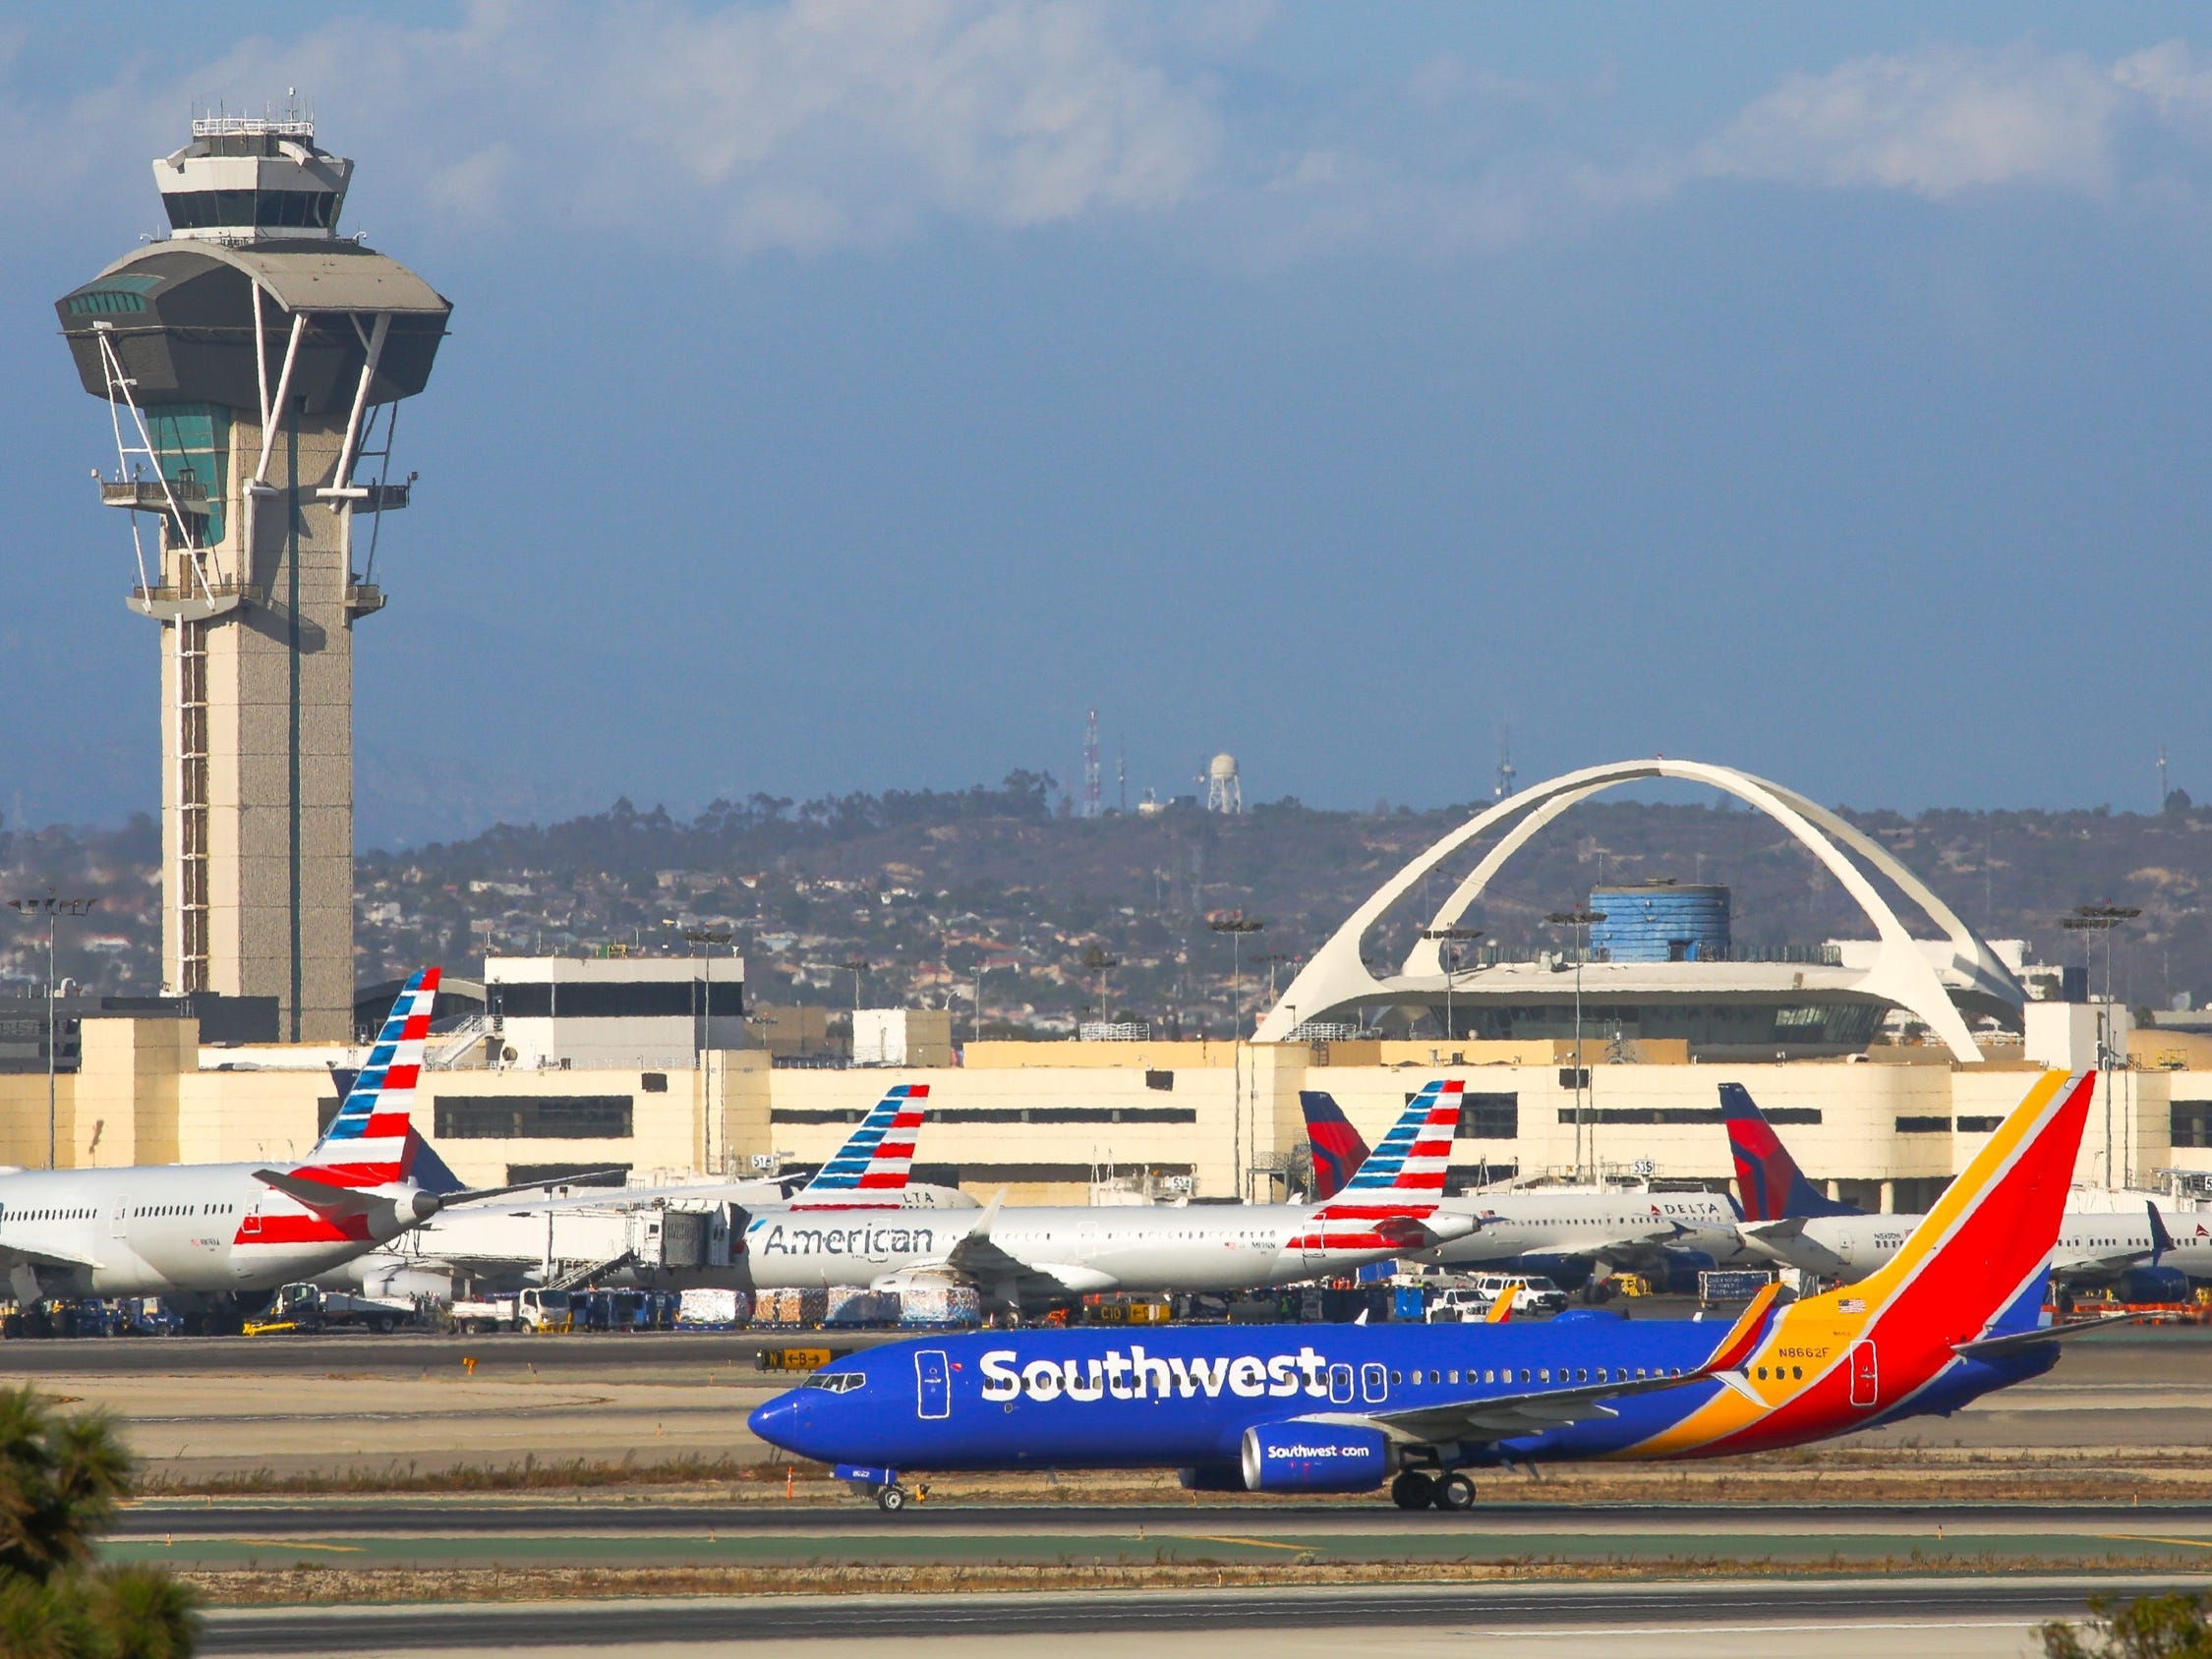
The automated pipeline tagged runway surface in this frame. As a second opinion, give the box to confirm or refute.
[110,1497,2212,1539]
[194,1573,2211,1654]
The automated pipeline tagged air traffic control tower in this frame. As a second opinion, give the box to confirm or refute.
[56,115,450,1041]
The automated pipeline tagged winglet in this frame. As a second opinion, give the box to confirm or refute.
[1701,1281,1781,1374]
[2149,1200,2177,1263]
[966,1187,1008,1239]
[1485,1284,1520,1324]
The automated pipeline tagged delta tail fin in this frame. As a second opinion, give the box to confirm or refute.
[1298,1090,1373,1202]
[1720,1082,1860,1221]
[294,967,439,1188]
[791,1084,931,1207]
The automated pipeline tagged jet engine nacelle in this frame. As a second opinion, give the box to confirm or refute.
[1239,1421,1387,1493]
[2119,1265,2191,1304]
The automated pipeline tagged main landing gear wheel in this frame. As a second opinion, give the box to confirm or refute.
[874,1484,909,1513]
[1390,1471,1436,1511]
[1433,1472,1477,1512]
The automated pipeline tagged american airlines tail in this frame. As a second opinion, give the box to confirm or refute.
[1719,1082,1860,1221]
[293,967,440,1189]
[1290,1080,1469,1253]
[789,1084,932,1208]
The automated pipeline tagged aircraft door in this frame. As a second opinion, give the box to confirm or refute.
[1327,1364,1354,1404]
[1848,1340,1878,1408]
[1361,1362,1388,1403]
[915,1349,951,1420]
[108,1196,126,1239]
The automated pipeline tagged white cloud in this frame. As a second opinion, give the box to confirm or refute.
[1701,39,2212,200]
[117,0,1226,255]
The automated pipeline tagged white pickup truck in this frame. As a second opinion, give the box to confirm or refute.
[448,1288,574,1334]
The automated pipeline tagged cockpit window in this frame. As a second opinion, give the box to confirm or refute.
[801,1372,866,1393]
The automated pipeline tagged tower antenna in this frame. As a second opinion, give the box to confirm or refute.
[1082,709,1101,819]
[1494,725,1517,802]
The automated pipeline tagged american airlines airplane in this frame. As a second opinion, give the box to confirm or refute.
[1299,1090,1751,1286]
[738,1080,1481,1310]
[1721,1082,2212,1300]
[0,968,532,1325]
[341,1082,976,1292]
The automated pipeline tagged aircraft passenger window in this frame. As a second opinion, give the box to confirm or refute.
[1390,1371,1402,1385]
[1636,1368,1648,1379]
[1483,1369,1494,1384]
[1539,1368,1550,1383]
[1577,1369,1588,1383]
[1361,1363,1387,1403]
[1448,1369,1460,1384]
[1756,1366,1767,1380]
[1792,1366,1803,1379]
[1520,1369,1531,1383]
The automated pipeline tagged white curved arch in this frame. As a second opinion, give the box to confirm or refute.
[1254,758,2013,1061]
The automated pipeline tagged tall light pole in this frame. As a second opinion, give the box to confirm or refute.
[9,892,96,1172]
[1420,927,1484,1043]
[1081,945,1121,1028]
[684,928,731,1174]
[2063,902,2140,1187]
[1547,907,1606,1186]
[1208,912,1264,1200]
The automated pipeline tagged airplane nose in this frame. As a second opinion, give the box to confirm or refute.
[747,1393,813,1456]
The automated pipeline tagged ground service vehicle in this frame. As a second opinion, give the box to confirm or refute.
[244,1283,419,1335]
[752,1070,2125,1514]
[447,1288,574,1334]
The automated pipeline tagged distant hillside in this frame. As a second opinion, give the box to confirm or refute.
[4,783,2206,1031]
[347,779,2212,1036]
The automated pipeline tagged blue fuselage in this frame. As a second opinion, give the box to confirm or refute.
[747,1319,2053,1478]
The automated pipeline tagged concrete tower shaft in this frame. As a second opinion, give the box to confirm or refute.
[57,117,450,1042]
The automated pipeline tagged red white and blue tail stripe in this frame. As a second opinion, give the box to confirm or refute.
[1341,1079,1460,1194]
[295,967,439,1189]
[792,1084,930,1207]
[1288,1080,1462,1252]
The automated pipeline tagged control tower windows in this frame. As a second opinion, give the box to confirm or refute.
[161,190,337,233]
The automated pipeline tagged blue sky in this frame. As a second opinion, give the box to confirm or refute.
[5,2,2211,843]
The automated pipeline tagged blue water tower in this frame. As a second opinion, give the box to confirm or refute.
[1588,882,1730,964]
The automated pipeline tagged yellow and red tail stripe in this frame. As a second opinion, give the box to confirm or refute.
[1622,1068,2093,1460]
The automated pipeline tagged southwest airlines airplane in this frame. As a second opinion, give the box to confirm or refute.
[752,1070,2110,1513]
[737,1081,1481,1309]
[1722,1082,2212,1300]
[1300,1089,1750,1284]
[0,968,530,1322]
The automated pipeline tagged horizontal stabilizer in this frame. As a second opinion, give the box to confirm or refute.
[1951,1313,2157,1358]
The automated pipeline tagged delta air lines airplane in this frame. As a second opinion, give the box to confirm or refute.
[752,1070,2111,1512]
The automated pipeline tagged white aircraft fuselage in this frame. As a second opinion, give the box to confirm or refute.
[1736,1200,2212,1286]
[0,1163,428,1300]
[1417,1189,1752,1276]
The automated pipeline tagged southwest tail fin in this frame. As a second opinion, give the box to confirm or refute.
[1720,1083,1859,1221]
[295,967,439,1188]
[1848,1069,2095,1344]
[1298,1090,1373,1202]
[792,1084,931,1205]
[1340,1080,1460,1196]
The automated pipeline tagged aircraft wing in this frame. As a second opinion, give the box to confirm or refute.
[1733,1216,1849,1276]
[890,1191,1119,1300]
[0,1241,101,1273]
[1328,1364,1718,1446]
[1952,1312,2158,1357]
[2047,1248,2151,1287]
[1295,1282,1779,1450]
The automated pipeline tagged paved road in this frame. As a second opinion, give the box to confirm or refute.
[195,1573,2210,1653]
[2,1315,2190,1377]
[0,1331,906,1376]
[111,1497,2212,1539]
